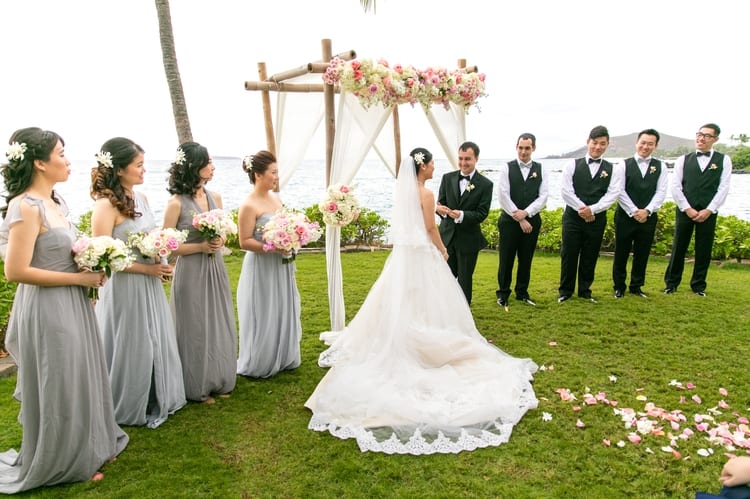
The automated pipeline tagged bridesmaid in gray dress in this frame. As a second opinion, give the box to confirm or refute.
[91,137,186,428]
[163,142,237,403]
[0,128,128,493]
[236,151,302,378]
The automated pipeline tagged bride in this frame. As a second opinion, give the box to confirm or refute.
[305,147,538,455]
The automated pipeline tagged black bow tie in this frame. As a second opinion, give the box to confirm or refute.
[459,174,471,181]
[697,151,711,157]
[588,158,601,164]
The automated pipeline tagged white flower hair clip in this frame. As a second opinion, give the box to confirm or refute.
[413,152,425,166]
[174,148,186,166]
[242,155,254,170]
[95,151,113,169]
[6,142,28,162]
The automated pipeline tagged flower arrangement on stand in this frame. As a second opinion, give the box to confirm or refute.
[322,57,487,112]
[128,228,188,280]
[71,235,134,301]
[191,209,238,258]
[319,183,361,227]
[261,208,322,264]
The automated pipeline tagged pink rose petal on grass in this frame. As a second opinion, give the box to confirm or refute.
[719,387,729,396]
[628,433,642,444]
[576,419,586,428]
[719,400,730,409]
[692,395,702,404]
[602,439,611,447]
[548,341,557,347]
[572,406,582,412]
[686,383,696,389]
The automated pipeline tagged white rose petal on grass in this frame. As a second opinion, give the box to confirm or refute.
[697,448,714,457]
[541,412,553,422]
[609,375,618,383]
[616,441,626,448]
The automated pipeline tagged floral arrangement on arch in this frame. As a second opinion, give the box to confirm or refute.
[319,183,361,227]
[322,58,487,112]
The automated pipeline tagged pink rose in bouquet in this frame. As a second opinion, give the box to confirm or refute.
[128,228,188,280]
[261,208,322,264]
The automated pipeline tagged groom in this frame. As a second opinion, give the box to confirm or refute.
[436,141,493,305]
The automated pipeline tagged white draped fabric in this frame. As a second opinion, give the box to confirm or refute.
[275,74,324,189]
[325,92,392,330]
[425,103,466,171]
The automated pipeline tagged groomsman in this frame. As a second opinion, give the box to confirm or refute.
[436,141,493,305]
[495,133,548,309]
[612,129,668,299]
[664,123,732,296]
[558,125,622,303]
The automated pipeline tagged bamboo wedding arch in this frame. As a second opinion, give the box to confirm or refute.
[244,38,482,330]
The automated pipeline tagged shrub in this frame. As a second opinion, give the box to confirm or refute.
[304,205,389,247]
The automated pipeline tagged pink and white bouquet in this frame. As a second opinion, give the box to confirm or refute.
[72,235,134,300]
[319,183,361,227]
[191,209,238,257]
[128,227,188,264]
[261,208,322,264]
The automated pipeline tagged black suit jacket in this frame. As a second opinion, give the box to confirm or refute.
[437,170,493,252]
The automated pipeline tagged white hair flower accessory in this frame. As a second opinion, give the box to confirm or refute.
[242,155,253,170]
[95,151,113,169]
[6,142,27,162]
[413,152,425,166]
[174,148,186,166]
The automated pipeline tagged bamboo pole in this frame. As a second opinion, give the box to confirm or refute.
[244,81,330,93]
[392,106,401,176]
[257,62,276,158]
[322,39,334,186]
[267,50,356,82]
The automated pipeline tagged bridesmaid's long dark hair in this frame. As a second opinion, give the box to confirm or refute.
[167,142,210,196]
[90,137,144,219]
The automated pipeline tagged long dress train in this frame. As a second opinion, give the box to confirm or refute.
[305,159,538,455]
[171,191,237,401]
[96,192,186,427]
[0,195,128,493]
[236,212,302,378]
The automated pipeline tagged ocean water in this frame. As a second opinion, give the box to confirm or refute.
[21,157,750,227]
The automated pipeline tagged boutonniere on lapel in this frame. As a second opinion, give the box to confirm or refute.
[709,164,718,170]
[599,170,609,179]
[466,183,475,192]
[530,172,538,179]
[649,166,656,174]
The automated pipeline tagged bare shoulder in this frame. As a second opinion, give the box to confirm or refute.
[419,186,435,204]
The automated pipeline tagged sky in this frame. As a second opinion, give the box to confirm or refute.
[1,0,748,161]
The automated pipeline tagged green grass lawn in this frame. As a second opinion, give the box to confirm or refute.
[1,251,748,498]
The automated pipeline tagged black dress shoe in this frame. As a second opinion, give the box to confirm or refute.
[557,295,571,304]
[517,297,537,307]
[694,290,707,297]
[663,287,676,294]
[629,289,648,298]
[614,290,624,299]
[497,298,509,308]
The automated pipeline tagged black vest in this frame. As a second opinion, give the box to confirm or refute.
[682,152,724,210]
[572,158,613,206]
[618,158,661,214]
[508,160,542,210]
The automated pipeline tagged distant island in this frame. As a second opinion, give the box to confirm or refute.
[543,132,694,159]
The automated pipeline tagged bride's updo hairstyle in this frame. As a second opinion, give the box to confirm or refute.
[1,127,63,217]
[90,137,144,219]
[167,141,210,196]
[241,150,276,184]
[409,147,432,175]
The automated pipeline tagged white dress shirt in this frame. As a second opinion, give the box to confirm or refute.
[496,161,549,218]
[560,156,623,214]
[671,150,732,213]
[617,155,668,217]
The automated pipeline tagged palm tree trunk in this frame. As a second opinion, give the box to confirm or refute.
[155,0,192,143]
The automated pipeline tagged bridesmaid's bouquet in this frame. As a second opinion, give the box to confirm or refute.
[191,209,238,257]
[71,235,135,301]
[319,183,361,227]
[128,228,188,280]
[261,208,322,264]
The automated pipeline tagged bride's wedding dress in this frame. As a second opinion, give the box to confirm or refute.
[305,157,538,455]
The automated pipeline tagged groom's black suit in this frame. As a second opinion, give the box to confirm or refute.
[437,170,493,305]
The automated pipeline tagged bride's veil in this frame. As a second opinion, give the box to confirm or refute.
[391,155,429,248]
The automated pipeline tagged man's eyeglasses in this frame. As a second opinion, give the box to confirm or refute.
[696,132,716,140]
